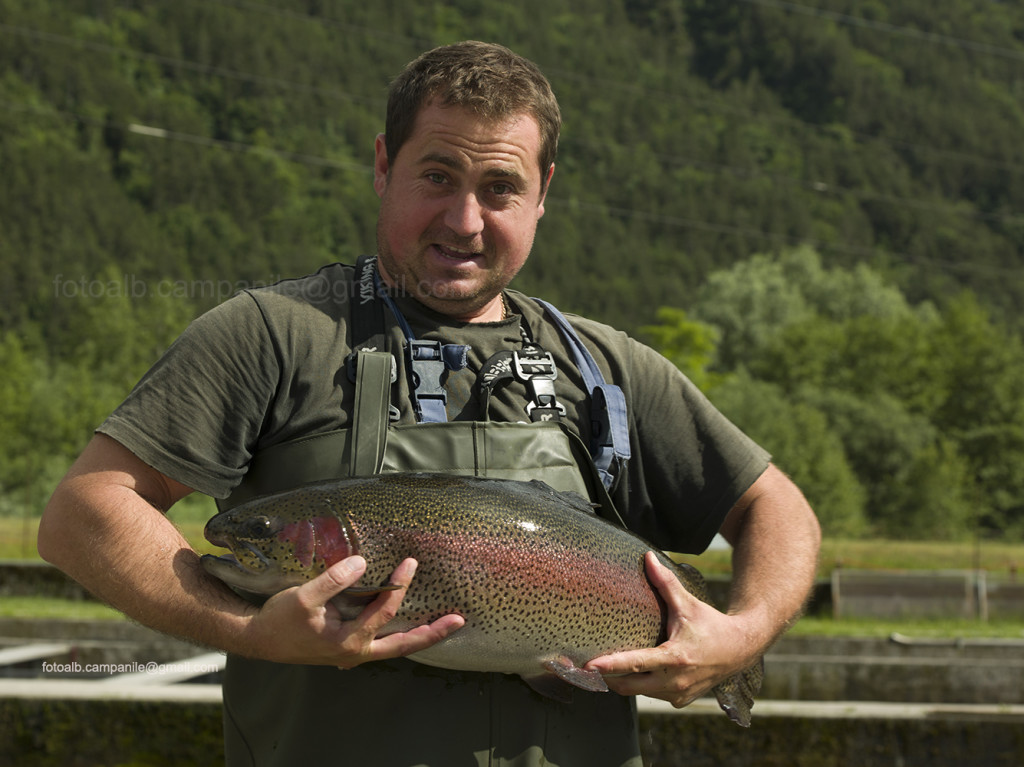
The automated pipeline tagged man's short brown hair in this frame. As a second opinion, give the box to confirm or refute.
[385,41,561,190]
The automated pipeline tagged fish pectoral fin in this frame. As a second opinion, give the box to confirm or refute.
[522,658,609,703]
[544,658,609,693]
[331,584,405,621]
[339,584,404,602]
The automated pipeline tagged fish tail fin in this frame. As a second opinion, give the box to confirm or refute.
[714,656,764,728]
[669,558,765,727]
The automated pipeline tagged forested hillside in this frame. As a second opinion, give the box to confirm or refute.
[3,0,1024,541]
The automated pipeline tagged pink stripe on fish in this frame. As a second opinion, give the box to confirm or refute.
[278,520,316,568]
[312,515,352,566]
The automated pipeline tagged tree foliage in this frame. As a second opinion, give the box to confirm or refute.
[639,307,722,393]
[652,249,1024,541]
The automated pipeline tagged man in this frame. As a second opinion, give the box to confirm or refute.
[39,41,820,766]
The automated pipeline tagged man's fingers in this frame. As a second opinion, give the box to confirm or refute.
[297,555,368,608]
[363,613,466,660]
[349,558,420,636]
[384,557,418,589]
[585,645,672,677]
[317,557,425,641]
[272,555,465,668]
[644,552,699,618]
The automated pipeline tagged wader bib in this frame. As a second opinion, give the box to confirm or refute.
[219,257,643,767]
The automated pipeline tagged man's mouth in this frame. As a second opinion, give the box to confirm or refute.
[435,243,482,261]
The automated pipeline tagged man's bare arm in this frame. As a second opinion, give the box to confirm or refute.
[37,434,463,664]
[718,462,821,649]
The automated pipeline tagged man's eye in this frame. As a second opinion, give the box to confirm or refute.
[426,173,447,184]
[491,183,515,196]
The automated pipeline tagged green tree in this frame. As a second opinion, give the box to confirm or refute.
[639,307,723,392]
[692,246,916,371]
[709,375,867,538]
[928,293,1024,536]
[684,248,1021,539]
[800,388,972,540]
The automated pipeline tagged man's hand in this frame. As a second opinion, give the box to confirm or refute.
[584,465,819,709]
[583,552,757,708]
[242,555,465,668]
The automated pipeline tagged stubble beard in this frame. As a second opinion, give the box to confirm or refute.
[375,223,525,320]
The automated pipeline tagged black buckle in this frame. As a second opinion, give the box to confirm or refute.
[407,340,449,423]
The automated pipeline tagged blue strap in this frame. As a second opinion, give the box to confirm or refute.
[406,340,450,423]
[371,266,469,424]
[532,299,631,490]
[373,267,416,342]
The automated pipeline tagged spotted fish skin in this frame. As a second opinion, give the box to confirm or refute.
[201,472,763,726]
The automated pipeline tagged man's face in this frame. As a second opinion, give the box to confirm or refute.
[373,101,554,322]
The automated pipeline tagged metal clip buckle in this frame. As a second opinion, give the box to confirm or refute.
[512,348,557,381]
[512,349,566,421]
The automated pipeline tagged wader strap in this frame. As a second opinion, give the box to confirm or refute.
[349,350,394,477]
[351,255,388,353]
[533,298,631,491]
[344,262,627,485]
[350,256,469,424]
[405,340,449,423]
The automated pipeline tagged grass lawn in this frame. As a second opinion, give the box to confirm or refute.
[0,494,223,560]
[789,615,1024,639]
[673,538,1024,579]
[0,596,125,621]
[2,595,1021,639]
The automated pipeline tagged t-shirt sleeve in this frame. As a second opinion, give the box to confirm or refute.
[617,339,770,554]
[98,292,280,498]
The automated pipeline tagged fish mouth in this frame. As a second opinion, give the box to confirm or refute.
[201,538,273,574]
[199,551,279,603]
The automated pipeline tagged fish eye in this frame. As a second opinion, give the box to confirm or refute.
[240,515,274,539]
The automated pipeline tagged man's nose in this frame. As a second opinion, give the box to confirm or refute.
[444,192,485,237]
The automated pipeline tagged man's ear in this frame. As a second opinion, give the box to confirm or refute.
[373,133,389,197]
[538,163,555,219]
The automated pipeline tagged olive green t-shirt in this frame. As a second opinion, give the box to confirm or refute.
[101,261,768,554]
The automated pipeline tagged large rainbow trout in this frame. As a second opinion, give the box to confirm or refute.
[201,473,763,726]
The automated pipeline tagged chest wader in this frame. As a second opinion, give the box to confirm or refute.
[219,257,643,767]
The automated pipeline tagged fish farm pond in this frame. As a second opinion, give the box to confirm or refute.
[1,557,1023,766]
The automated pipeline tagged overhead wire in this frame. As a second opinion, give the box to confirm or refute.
[3,96,906,268]
[559,135,1024,227]
[14,95,1017,277]
[6,17,1021,202]
[205,0,1024,173]
[0,99,374,173]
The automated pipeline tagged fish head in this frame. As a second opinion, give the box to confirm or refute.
[200,497,355,597]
